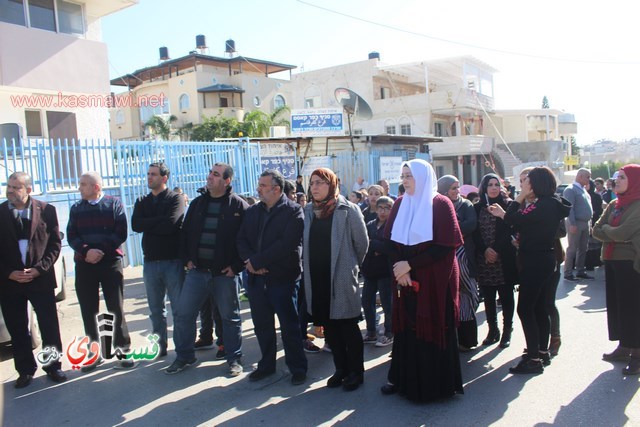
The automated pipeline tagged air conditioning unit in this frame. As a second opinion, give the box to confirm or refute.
[270,126,287,138]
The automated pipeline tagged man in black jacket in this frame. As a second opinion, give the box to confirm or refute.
[131,163,185,357]
[237,169,307,385]
[0,172,66,388]
[166,163,248,376]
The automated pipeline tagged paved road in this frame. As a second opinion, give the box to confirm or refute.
[1,265,638,426]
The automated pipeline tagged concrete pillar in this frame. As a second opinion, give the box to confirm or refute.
[471,155,478,184]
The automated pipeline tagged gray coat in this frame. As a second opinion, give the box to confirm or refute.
[303,195,368,319]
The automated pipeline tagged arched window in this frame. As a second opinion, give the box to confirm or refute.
[274,94,286,109]
[179,94,190,112]
[399,117,412,135]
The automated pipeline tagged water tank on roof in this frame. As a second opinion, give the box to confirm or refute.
[196,35,207,49]
[225,39,236,53]
[159,46,169,60]
[368,51,380,60]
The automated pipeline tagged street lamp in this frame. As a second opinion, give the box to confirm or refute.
[604,160,611,178]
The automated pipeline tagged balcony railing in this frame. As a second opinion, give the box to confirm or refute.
[429,135,494,157]
[429,89,494,113]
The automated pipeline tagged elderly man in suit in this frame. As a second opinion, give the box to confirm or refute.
[0,172,67,388]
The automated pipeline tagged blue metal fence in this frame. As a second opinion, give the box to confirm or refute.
[1,138,117,194]
[1,137,262,266]
[114,139,262,265]
[330,149,409,194]
[1,137,406,266]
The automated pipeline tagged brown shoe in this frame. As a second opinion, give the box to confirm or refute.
[549,336,561,357]
[603,346,631,362]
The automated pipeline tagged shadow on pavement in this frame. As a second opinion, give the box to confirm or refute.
[535,369,640,426]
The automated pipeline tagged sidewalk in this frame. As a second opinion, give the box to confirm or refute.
[1,264,638,426]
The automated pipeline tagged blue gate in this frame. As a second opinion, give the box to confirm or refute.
[114,139,261,266]
[329,149,410,194]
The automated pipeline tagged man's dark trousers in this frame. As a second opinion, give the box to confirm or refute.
[246,275,307,375]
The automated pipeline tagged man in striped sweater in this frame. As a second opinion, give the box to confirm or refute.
[67,172,134,371]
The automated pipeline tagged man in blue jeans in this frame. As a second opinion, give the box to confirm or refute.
[166,163,248,376]
[131,162,185,357]
[237,169,307,386]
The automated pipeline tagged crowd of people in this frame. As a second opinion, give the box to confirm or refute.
[1,160,639,402]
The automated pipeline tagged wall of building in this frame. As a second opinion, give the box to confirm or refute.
[0,89,109,141]
[291,59,377,111]
[500,115,528,142]
[0,22,109,95]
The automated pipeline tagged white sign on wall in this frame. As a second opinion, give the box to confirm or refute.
[379,156,404,184]
[301,156,331,176]
[259,143,297,179]
[291,108,344,137]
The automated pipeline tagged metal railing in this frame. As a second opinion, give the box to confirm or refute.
[1,138,117,194]
[2,137,408,265]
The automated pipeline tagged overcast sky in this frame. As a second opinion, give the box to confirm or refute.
[103,0,640,146]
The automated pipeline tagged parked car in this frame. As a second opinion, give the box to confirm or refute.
[0,233,68,347]
[53,234,69,303]
[556,184,568,196]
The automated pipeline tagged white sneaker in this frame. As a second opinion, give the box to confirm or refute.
[362,334,377,344]
[375,336,394,347]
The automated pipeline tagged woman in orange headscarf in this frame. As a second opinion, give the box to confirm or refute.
[303,168,369,391]
[593,164,640,375]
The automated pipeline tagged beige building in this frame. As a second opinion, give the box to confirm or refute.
[486,109,577,181]
[109,39,296,141]
[288,54,500,183]
[0,0,137,143]
[289,54,577,184]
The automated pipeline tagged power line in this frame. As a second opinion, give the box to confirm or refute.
[296,0,640,66]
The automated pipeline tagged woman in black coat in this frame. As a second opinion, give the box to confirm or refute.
[473,174,518,348]
[489,166,571,374]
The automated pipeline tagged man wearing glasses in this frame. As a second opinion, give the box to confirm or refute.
[360,196,395,347]
[166,163,248,376]
[0,172,66,387]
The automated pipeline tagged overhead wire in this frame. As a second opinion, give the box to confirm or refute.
[296,0,640,66]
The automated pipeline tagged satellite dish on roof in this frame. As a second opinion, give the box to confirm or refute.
[334,88,373,151]
[335,88,373,119]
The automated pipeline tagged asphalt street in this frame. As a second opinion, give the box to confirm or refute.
[1,264,639,426]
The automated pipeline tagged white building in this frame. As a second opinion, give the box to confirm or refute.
[289,54,496,183]
[289,53,577,183]
[0,0,137,142]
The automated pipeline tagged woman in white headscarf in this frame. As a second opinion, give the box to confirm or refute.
[380,159,464,402]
